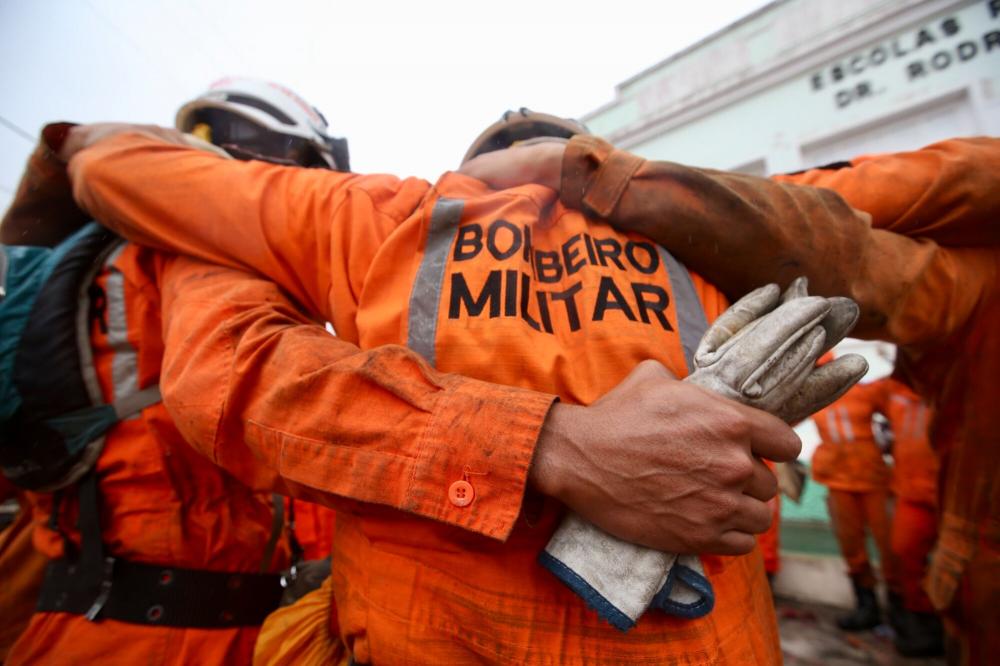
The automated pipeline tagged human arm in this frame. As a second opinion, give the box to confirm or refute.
[158,254,555,539]
[775,137,1000,246]
[159,255,800,549]
[560,136,1000,346]
[463,136,997,346]
[63,125,428,331]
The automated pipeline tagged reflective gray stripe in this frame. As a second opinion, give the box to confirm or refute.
[915,405,927,440]
[77,240,126,406]
[826,409,842,444]
[0,248,8,299]
[103,245,141,417]
[838,406,855,442]
[906,403,927,441]
[406,198,464,365]
[656,246,708,374]
[112,385,161,420]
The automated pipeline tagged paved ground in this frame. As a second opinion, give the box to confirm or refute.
[777,597,944,666]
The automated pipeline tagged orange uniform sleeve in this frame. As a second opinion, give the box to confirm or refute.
[157,255,556,541]
[68,131,429,341]
[775,137,1000,246]
[560,135,998,346]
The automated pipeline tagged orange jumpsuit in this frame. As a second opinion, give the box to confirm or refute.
[884,378,938,613]
[757,461,781,576]
[555,133,1000,665]
[3,143,293,665]
[69,133,779,664]
[0,482,47,662]
[810,382,897,591]
[287,499,335,560]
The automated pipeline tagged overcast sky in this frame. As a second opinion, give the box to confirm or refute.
[0,0,776,210]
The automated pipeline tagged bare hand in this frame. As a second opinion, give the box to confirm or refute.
[529,360,800,555]
[57,122,189,162]
[458,140,565,191]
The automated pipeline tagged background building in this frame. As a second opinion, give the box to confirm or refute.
[582,0,999,606]
[584,0,999,175]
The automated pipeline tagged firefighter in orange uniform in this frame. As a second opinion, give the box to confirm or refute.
[883,376,942,656]
[51,114,815,664]
[458,132,999,665]
[757,461,781,584]
[810,381,899,631]
[287,499,335,561]
[0,79,350,665]
[0,480,48,662]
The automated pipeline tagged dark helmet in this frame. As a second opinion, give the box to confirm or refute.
[461,108,589,165]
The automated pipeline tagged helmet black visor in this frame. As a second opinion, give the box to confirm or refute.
[190,108,330,168]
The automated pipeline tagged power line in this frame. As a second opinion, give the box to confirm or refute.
[0,114,35,144]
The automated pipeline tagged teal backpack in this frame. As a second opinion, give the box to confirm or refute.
[0,223,160,490]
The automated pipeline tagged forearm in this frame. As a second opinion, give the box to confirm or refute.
[560,135,991,343]
[160,256,555,541]
[562,135,872,303]
[775,137,1000,246]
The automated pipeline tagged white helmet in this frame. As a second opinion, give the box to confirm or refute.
[176,77,350,170]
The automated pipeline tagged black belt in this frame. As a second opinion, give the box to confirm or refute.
[37,556,284,628]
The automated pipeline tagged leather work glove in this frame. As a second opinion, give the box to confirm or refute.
[541,278,868,631]
[774,460,808,503]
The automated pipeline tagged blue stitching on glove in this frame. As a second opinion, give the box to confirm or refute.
[651,563,715,619]
[538,551,635,632]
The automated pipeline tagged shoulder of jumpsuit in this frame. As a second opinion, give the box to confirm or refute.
[347,172,435,226]
[433,170,560,211]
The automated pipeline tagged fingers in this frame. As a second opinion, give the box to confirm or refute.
[695,284,780,366]
[777,353,869,423]
[730,296,829,394]
[716,531,758,555]
[743,458,778,502]
[780,276,809,302]
[690,490,775,555]
[732,494,773,534]
[745,326,825,399]
[778,278,859,357]
[817,297,860,352]
[743,404,802,462]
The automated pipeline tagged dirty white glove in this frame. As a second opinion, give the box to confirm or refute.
[541,278,868,631]
[689,278,866,423]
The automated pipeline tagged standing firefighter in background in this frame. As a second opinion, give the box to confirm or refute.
[883,376,942,657]
[47,112,871,664]
[461,132,1000,666]
[810,381,900,631]
[0,78,347,665]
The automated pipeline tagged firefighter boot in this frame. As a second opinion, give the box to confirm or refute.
[836,578,881,631]
[886,590,906,634]
[893,609,945,657]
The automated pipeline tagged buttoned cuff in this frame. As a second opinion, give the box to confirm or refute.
[405,376,557,541]
[270,374,557,543]
[562,135,644,218]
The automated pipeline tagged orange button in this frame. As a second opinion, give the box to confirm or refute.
[448,480,474,507]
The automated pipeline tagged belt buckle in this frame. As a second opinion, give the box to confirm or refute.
[280,563,298,588]
[84,556,116,621]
